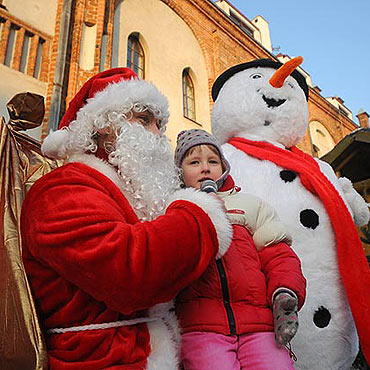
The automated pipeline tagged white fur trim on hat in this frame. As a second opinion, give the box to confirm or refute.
[41,129,70,159]
[167,188,233,258]
[78,78,169,128]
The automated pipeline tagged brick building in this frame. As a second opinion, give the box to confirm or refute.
[0,0,368,153]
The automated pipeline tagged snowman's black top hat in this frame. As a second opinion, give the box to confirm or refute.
[212,58,309,102]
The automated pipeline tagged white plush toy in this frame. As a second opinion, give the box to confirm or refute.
[211,57,370,370]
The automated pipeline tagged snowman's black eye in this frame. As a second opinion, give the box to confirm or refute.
[250,73,263,79]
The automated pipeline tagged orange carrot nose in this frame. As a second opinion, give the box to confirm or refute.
[269,56,303,88]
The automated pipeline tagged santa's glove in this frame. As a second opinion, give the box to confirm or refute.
[273,292,299,346]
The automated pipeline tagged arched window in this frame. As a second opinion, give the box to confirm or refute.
[182,68,196,120]
[308,121,335,158]
[127,34,145,79]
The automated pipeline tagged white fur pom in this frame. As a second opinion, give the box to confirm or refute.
[41,129,69,159]
[167,188,233,258]
[338,177,370,226]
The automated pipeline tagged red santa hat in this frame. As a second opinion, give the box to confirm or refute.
[42,67,169,159]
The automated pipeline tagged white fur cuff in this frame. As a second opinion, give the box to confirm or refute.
[167,188,233,258]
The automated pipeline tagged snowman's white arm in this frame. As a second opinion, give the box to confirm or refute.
[316,158,369,226]
[337,177,369,226]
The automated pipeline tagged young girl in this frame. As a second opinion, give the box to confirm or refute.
[174,129,306,370]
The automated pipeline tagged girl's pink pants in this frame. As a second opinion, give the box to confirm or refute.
[181,331,295,370]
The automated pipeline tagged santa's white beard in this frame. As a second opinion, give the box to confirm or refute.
[108,122,180,221]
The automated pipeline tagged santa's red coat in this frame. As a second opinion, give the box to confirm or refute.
[21,161,219,369]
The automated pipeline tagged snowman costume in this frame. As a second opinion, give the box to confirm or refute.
[211,57,370,370]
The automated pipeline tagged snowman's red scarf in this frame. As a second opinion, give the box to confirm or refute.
[229,137,370,362]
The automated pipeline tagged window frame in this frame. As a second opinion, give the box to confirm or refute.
[33,37,45,79]
[4,23,18,67]
[182,68,196,121]
[127,34,145,79]
[19,30,33,73]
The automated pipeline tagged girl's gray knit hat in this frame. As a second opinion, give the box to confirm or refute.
[174,129,230,189]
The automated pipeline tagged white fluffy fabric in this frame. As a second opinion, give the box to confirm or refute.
[146,301,181,370]
[41,128,69,159]
[338,177,370,226]
[316,159,370,226]
[167,188,233,258]
[211,66,308,147]
[80,78,169,130]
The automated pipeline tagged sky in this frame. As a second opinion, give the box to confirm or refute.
[228,0,370,125]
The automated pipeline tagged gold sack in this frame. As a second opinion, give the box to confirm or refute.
[0,93,60,370]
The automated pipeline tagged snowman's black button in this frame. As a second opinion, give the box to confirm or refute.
[300,209,319,229]
[313,306,331,328]
[280,170,297,182]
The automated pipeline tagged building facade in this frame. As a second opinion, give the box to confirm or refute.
[0,0,368,153]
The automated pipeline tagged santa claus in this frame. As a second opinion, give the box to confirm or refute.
[20,68,232,370]
[211,57,370,370]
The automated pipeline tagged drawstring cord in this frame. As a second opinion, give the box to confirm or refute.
[47,316,158,334]
[285,342,297,362]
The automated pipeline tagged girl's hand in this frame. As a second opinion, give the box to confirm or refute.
[273,292,299,346]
